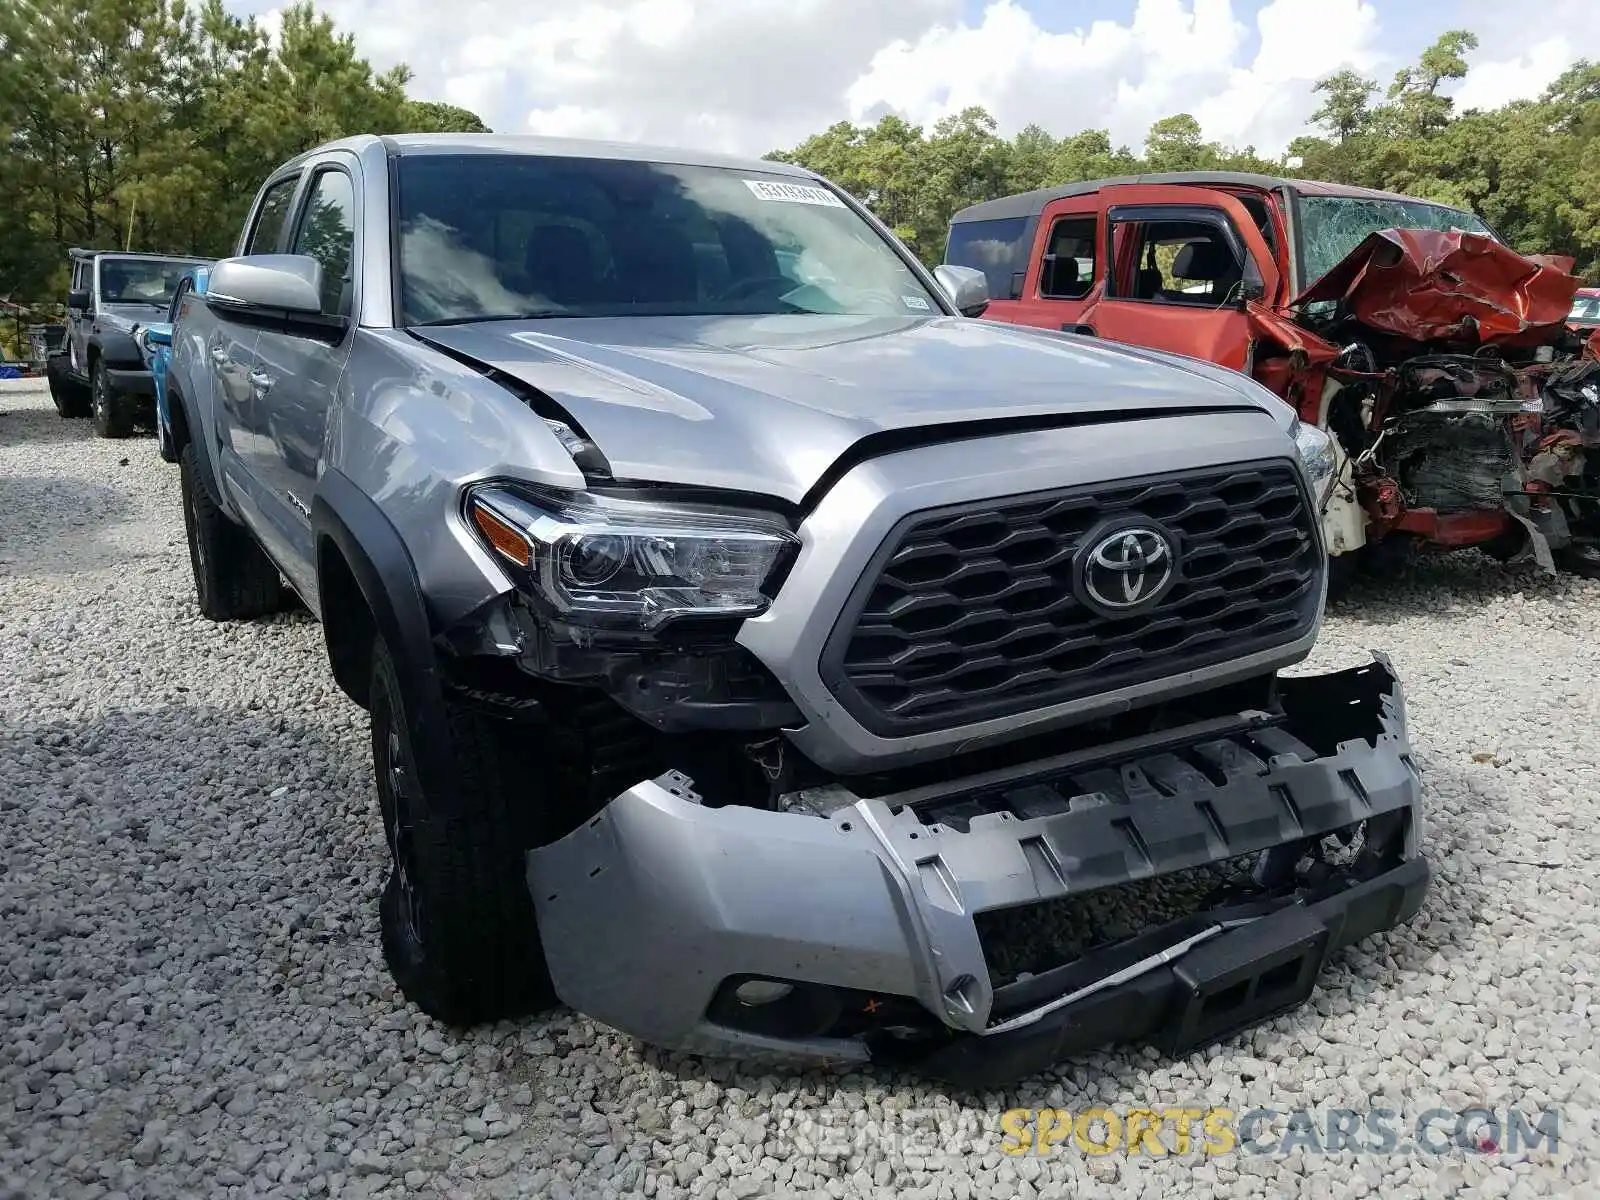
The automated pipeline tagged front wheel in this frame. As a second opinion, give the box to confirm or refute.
[47,356,90,418]
[90,361,135,438]
[369,636,558,1025]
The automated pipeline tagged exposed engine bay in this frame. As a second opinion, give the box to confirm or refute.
[1255,228,1600,577]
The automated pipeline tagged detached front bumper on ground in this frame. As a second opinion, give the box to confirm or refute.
[527,655,1427,1086]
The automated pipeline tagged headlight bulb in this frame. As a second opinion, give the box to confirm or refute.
[560,535,628,587]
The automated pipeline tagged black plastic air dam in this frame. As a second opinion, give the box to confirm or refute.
[906,855,1430,1089]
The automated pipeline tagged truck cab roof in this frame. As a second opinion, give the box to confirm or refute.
[950,172,1458,225]
[67,247,214,264]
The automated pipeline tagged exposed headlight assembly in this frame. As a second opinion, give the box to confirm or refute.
[466,484,798,630]
[1289,417,1338,508]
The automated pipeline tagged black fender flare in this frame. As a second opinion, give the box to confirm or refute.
[311,469,459,805]
[167,379,224,502]
[89,329,146,369]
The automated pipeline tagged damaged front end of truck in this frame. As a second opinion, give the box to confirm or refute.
[524,653,1427,1087]
[1252,228,1600,578]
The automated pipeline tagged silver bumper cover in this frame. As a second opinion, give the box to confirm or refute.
[526,654,1426,1074]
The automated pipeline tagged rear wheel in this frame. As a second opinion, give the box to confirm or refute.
[47,356,90,418]
[1557,544,1600,579]
[369,635,558,1025]
[90,361,135,438]
[179,442,287,619]
[1479,525,1528,564]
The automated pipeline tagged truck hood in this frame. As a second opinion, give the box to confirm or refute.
[413,314,1281,502]
[97,304,168,336]
[1290,228,1583,348]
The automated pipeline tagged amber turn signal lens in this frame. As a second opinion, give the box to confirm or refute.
[470,503,533,567]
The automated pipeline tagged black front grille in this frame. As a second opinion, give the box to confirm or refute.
[820,461,1321,735]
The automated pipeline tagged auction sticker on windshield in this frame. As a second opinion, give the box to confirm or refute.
[744,179,847,207]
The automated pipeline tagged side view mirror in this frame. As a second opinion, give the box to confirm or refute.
[142,326,172,349]
[1237,263,1267,306]
[207,254,324,316]
[67,289,91,311]
[933,264,991,317]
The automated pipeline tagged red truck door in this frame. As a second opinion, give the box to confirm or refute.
[987,193,1104,332]
[1087,184,1282,372]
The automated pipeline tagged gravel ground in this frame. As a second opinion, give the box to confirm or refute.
[2,375,1598,1199]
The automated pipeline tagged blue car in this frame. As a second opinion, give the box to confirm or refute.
[138,264,210,462]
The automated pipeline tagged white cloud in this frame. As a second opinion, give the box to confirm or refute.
[223,0,1600,160]
[1445,1,1600,114]
[846,0,1383,157]
[1194,0,1383,152]
[290,0,958,153]
[1453,39,1573,112]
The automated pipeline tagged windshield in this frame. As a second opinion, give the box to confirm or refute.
[1295,195,1494,287]
[1571,295,1600,322]
[395,153,943,325]
[98,258,197,306]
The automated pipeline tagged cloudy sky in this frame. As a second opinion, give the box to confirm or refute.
[228,0,1600,159]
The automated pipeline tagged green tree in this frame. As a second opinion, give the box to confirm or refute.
[1386,30,1479,137]
[1142,114,1220,172]
[1311,69,1379,142]
[0,0,488,300]
[401,100,492,134]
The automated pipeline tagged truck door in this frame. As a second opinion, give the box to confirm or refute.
[67,257,92,376]
[1087,185,1281,372]
[249,160,359,599]
[211,171,303,542]
[976,194,1103,333]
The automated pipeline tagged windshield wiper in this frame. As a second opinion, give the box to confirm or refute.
[411,311,570,328]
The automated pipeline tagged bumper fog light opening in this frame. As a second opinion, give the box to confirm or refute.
[734,980,795,1006]
[708,977,844,1041]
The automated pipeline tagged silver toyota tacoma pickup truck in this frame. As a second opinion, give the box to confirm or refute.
[167,133,1428,1085]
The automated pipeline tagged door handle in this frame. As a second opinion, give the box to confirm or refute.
[210,348,229,365]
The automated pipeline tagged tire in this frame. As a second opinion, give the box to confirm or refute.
[1325,550,1360,601]
[368,635,557,1025]
[156,415,177,463]
[1557,544,1600,580]
[90,360,135,438]
[179,442,287,620]
[47,356,90,418]
[1479,526,1528,564]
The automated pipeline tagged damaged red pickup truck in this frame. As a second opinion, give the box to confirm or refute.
[945,172,1600,586]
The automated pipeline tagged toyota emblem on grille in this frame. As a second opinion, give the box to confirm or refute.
[1078,525,1178,615]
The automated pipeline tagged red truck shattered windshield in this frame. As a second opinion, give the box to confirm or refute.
[946,173,1600,586]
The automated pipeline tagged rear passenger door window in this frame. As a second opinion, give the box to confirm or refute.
[290,169,356,318]
[246,176,301,255]
[1039,217,1097,300]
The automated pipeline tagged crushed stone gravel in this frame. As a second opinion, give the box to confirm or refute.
[1,376,1597,1198]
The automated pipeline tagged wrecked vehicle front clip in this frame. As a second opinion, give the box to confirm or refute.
[526,654,1428,1086]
